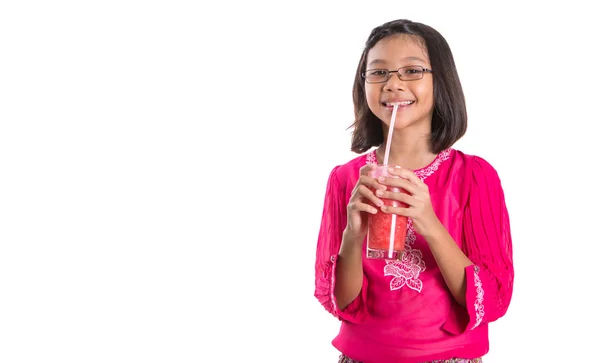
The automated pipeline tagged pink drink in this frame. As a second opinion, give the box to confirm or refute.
[366,165,407,259]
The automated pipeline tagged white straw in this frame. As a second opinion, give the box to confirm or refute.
[388,214,397,258]
[385,103,399,258]
[383,103,399,166]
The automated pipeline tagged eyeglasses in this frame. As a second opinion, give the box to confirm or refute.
[362,65,433,83]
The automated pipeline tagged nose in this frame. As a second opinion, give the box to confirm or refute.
[384,71,407,91]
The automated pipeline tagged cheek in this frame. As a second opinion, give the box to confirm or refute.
[365,86,381,111]
[414,82,434,105]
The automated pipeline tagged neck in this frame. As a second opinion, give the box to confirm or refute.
[376,130,437,170]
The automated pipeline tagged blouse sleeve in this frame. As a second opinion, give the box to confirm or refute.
[443,156,514,334]
[314,166,370,323]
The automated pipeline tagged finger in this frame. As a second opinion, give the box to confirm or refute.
[354,184,385,208]
[359,163,377,176]
[380,205,412,217]
[376,176,418,195]
[374,189,415,206]
[358,174,387,191]
[388,167,426,188]
[348,201,378,214]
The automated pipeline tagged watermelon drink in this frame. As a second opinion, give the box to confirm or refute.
[366,165,407,259]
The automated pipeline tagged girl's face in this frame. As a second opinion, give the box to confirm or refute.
[365,34,434,133]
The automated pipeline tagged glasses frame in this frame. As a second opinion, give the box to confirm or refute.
[362,65,433,84]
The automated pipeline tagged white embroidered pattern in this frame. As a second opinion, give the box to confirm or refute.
[384,218,426,292]
[472,265,485,329]
[366,151,377,165]
[365,149,450,181]
[366,149,451,293]
[329,255,338,313]
[414,149,450,180]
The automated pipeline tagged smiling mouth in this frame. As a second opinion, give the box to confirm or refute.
[383,101,415,108]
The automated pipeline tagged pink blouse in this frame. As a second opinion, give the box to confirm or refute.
[314,148,514,363]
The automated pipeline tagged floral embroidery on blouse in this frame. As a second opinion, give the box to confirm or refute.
[366,149,451,293]
[384,218,426,292]
[472,265,485,329]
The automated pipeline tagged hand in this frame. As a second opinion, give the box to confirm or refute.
[376,166,444,239]
[344,164,387,243]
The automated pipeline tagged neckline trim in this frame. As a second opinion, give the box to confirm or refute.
[365,148,452,181]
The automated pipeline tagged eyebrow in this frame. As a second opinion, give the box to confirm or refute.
[367,56,428,67]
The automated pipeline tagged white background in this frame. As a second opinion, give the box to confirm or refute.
[1,1,599,362]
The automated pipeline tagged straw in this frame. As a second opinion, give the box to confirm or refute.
[385,103,400,258]
[388,214,397,259]
[383,103,399,166]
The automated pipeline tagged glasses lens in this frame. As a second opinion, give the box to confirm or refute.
[400,66,425,80]
[365,69,388,83]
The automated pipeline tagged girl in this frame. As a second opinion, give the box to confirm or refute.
[314,19,514,363]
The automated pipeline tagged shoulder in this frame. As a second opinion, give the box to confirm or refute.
[328,152,369,183]
[321,153,368,202]
[450,150,507,202]
[451,149,501,179]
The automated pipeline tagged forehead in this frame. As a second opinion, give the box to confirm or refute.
[366,34,430,66]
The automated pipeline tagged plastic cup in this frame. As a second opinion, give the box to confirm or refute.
[366,165,408,259]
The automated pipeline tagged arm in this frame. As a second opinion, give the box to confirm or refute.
[375,158,514,334]
[442,156,514,334]
[314,166,369,323]
[335,230,365,310]
[422,224,473,308]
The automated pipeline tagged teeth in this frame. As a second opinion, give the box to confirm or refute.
[387,101,413,106]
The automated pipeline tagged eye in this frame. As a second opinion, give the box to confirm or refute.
[403,66,424,75]
[368,69,387,76]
